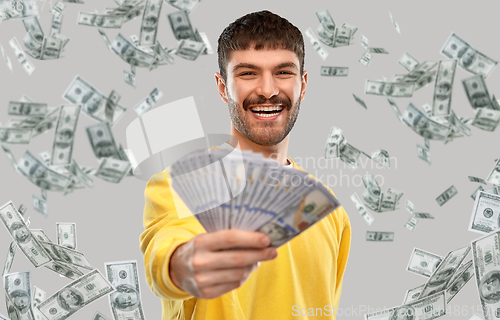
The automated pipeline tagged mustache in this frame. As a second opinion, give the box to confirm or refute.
[243,95,292,110]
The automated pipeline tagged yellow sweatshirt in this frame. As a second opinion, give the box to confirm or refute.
[140,146,351,320]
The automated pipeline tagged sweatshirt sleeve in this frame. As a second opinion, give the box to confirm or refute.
[333,210,351,308]
[139,169,206,301]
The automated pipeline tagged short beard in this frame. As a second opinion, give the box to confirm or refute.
[226,88,301,147]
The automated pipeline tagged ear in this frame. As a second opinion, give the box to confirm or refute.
[215,72,228,103]
[300,70,308,101]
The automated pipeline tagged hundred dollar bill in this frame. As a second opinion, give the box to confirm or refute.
[471,108,500,132]
[56,223,77,250]
[51,2,66,17]
[407,248,443,278]
[417,144,431,165]
[360,35,368,49]
[32,195,47,217]
[320,66,348,76]
[86,122,119,159]
[17,150,72,191]
[93,311,110,320]
[436,185,457,206]
[333,24,355,47]
[77,12,124,28]
[105,90,121,122]
[469,191,500,234]
[0,127,32,144]
[30,229,52,243]
[353,94,367,109]
[44,260,84,280]
[175,39,205,61]
[2,241,16,277]
[32,107,61,137]
[401,61,438,83]
[366,231,393,242]
[133,87,163,116]
[413,212,434,219]
[196,31,213,54]
[1,44,13,73]
[316,9,335,36]
[419,244,471,298]
[51,105,81,166]
[139,0,162,46]
[164,0,199,13]
[304,28,328,60]
[18,204,26,216]
[49,13,64,38]
[123,70,136,87]
[462,75,494,110]
[359,52,372,66]
[367,47,388,54]
[371,149,390,168]
[350,193,374,225]
[105,260,146,320]
[405,216,419,231]
[469,176,487,185]
[365,291,446,320]
[167,10,196,41]
[111,33,156,67]
[406,200,414,214]
[388,11,401,35]
[414,70,437,91]
[445,110,471,136]
[471,230,500,320]
[4,271,36,319]
[63,75,126,125]
[391,74,405,82]
[402,284,425,304]
[445,259,473,303]
[399,52,419,72]
[66,159,93,187]
[387,98,403,121]
[441,32,497,78]
[0,201,52,267]
[95,157,131,183]
[9,102,47,116]
[431,60,457,117]
[33,286,47,308]
[40,36,63,60]
[36,269,115,320]
[365,80,414,97]
[39,241,93,270]
[402,103,451,140]
[487,159,500,186]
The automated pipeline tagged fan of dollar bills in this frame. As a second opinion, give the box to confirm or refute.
[170,148,341,247]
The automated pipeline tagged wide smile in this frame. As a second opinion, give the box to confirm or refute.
[249,105,285,121]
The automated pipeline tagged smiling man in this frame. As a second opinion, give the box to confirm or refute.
[140,10,351,320]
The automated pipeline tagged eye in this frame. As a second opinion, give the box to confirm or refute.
[239,72,254,76]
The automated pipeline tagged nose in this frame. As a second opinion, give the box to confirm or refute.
[255,72,279,99]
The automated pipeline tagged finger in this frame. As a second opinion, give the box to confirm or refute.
[192,247,277,271]
[197,229,271,251]
[197,281,242,299]
[194,264,257,288]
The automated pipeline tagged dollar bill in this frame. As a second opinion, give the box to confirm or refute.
[388,11,401,35]
[359,52,372,66]
[32,286,47,308]
[401,61,438,83]
[431,60,457,117]
[175,39,205,61]
[167,9,196,41]
[78,12,124,28]
[66,159,93,188]
[407,248,443,278]
[471,108,500,132]
[365,291,446,320]
[139,0,162,46]
[352,94,367,109]
[436,185,458,206]
[50,105,81,166]
[333,24,355,47]
[62,75,126,125]
[402,103,451,140]
[406,200,414,214]
[305,28,328,60]
[133,87,163,116]
[153,41,175,64]
[17,150,72,191]
[419,244,471,298]
[487,159,500,185]
[111,33,156,67]
[316,9,336,37]
[367,47,388,54]
[39,241,93,270]
[405,216,419,231]
[39,36,63,60]
[97,27,112,50]
[402,284,425,304]
[124,69,136,87]
[95,157,131,183]
[36,269,115,320]
[391,74,405,82]
[441,32,497,78]
[366,231,393,242]
[105,90,121,122]
[387,98,403,121]
[462,75,494,110]
[32,195,47,217]
[0,201,52,267]
[86,122,119,159]
[471,230,500,319]
[320,66,348,76]
[164,0,199,13]
[399,52,419,72]
[23,16,44,43]
[417,144,431,165]
[350,193,374,225]
[4,271,36,319]
[2,241,16,277]
[105,260,145,320]
[18,204,26,216]
[32,107,61,137]
[445,259,473,303]
[8,102,47,116]
[365,80,414,97]
[413,212,434,219]
[93,311,110,320]
[0,127,32,144]
[371,149,390,168]
[56,223,77,250]
[469,176,487,184]
[360,35,368,49]
[469,191,500,234]
[51,2,66,17]
[414,69,437,91]
[445,110,471,136]
[0,44,13,73]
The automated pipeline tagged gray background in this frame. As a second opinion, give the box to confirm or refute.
[1,0,499,318]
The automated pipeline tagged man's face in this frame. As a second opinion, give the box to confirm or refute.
[217,46,307,147]
[61,290,79,305]
[14,226,30,243]
[13,295,28,310]
[117,291,138,307]
[483,277,500,296]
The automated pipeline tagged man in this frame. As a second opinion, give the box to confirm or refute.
[140,10,351,320]
[57,288,84,311]
[110,284,140,311]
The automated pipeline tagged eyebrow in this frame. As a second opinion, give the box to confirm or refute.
[232,62,299,73]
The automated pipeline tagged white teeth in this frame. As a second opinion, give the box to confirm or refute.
[251,106,283,112]
[254,112,280,117]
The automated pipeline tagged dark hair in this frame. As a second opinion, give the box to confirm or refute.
[217,10,305,83]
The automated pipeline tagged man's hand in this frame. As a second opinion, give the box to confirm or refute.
[169,229,278,299]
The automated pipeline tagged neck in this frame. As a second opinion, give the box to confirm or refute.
[228,125,290,166]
